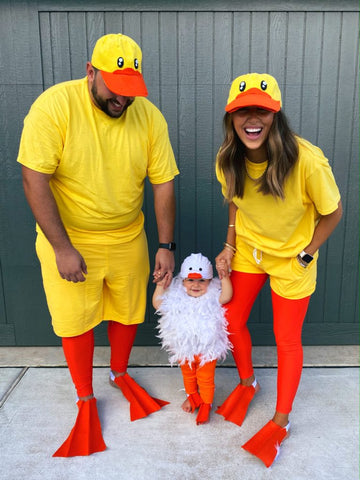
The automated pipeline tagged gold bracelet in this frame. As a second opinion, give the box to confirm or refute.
[223,242,236,253]
[224,245,235,256]
[228,224,235,228]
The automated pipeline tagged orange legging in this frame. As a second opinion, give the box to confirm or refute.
[180,356,217,404]
[226,271,310,414]
[62,322,138,398]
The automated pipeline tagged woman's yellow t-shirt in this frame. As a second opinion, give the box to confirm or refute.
[17,77,179,243]
[216,137,341,261]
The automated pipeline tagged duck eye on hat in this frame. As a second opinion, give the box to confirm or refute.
[91,33,148,97]
[180,253,213,280]
[225,73,281,113]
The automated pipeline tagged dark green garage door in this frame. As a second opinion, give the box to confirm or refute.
[0,1,358,346]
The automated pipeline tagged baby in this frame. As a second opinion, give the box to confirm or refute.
[152,253,233,424]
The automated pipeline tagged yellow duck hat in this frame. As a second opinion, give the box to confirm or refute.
[91,33,148,97]
[225,73,281,113]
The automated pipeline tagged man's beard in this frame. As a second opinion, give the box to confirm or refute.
[91,83,134,118]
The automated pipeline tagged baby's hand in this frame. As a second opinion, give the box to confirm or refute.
[156,272,172,288]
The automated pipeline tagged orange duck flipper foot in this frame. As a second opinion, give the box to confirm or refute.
[111,372,169,421]
[242,420,290,468]
[215,379,258,426]
[187,392,203,412]
[196,403,211,425]
[53,397,106,457]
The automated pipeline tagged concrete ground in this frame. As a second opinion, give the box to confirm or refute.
[0,346,359,480]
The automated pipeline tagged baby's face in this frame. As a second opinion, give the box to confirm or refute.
[183,278,210,297]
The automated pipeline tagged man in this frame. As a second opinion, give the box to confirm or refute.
[17,33,179,457]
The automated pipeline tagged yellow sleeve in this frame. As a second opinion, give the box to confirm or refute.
[303,147,341,216]
[146,108,179,184]
[17,102,64,174]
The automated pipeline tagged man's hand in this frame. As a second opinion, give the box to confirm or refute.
[153,249,174,288]
[55,246,88,282]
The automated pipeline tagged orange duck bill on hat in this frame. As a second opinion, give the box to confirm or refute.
[100,68,148,97]
[226,88,280,113]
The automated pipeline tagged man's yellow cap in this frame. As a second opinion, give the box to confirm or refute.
[225,73,281,113]
[91,33,148,97]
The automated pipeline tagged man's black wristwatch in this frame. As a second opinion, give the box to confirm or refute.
[297,250,314,267]
[159,242,176,251]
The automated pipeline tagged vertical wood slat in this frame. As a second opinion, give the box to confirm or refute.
[68,13,88,79]
[104,11,124,35]
[141,13,161,318]
[321,12,359,325]
[86,11,105,53]
[268,12,287,82]
[283,12,305,132]
[177,12,197,259]
[232,12,251,79]
[195,12,215,257]
[1,3,358,345]
[249,12,270,73]
[300,12,323,144]
[313,13,342,321]
[158,12,179,148]
[212,11,233,255]
[51,13,71,84]
[332,12,359,325]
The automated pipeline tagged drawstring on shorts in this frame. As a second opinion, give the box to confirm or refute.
[253,248,263,265]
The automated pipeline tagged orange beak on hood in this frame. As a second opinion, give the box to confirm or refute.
[187,273,203,279]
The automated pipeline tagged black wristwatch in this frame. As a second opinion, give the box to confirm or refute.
[298,250,314,266]
[159,242,176,251]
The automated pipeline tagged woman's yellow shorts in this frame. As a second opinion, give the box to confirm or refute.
[35,231,150,337]
[231,237,318,300]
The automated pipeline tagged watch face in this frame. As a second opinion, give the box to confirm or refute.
[302,253,313,263]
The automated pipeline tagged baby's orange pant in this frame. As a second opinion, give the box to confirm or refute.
[62,322,138,398]
[180,356,217,404]
[226,271,310,414]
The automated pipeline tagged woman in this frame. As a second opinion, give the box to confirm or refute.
[215,73,342,467]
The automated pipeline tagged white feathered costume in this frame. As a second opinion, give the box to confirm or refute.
[156,274,232,368]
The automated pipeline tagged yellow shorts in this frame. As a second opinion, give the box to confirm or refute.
[231,237,318,299]
[35,230,150,337]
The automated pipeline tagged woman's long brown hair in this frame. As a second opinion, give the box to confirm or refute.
[217,110,299,201]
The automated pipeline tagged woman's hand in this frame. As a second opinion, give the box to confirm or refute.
[215,249,233,279]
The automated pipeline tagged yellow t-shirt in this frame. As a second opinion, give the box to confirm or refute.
[216,137,341,261]
[17,77,179,243]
